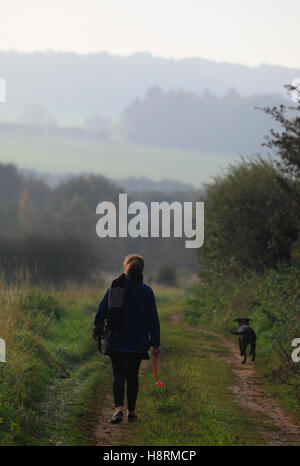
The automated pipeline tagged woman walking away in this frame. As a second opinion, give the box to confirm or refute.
[93,254,160,424]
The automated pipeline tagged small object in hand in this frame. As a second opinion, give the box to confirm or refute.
[154,356,163,387]
[153,346,160,357]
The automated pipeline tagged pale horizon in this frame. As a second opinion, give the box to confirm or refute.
[0,0,299,69]
[1,48,299,71]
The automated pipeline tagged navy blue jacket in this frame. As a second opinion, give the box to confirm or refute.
[94,278,160,352]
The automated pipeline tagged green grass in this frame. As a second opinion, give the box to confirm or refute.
[185,267,300,424]
[0,283,109,446]
[2,282,292,446]
[115,287,265,446]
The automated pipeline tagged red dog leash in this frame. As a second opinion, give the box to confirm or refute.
[154,356,163,387]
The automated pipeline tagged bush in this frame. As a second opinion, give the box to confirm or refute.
[199,157,298,277]
[0,235,98,284]
[21,289,61,319]
[157,264,177,287]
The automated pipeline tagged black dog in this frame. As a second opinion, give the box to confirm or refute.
[231,318,256,364]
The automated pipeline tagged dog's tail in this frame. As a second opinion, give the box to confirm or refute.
[231,330,245,335]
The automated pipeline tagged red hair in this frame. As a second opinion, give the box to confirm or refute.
[123,254,144,277]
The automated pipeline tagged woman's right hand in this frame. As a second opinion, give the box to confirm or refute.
[153,347,160,358]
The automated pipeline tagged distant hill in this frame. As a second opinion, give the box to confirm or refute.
[0,50,298,121]
[21,169,196,191]
[112,176,195,192]
[21,169,74,188]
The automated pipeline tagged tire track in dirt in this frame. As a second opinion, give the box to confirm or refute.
[172,314,300,446]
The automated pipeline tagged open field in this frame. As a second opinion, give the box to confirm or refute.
[0,132,235,186]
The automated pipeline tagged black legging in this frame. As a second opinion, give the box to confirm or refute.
[110,352,142,412]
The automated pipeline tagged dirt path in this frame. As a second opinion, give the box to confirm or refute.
[92,314,300,446]
[92,361,148,446]
[93,392,121,446]
[172,314,300,446]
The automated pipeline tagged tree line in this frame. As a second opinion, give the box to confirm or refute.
[0,165,200,283]
[119,86,287,153]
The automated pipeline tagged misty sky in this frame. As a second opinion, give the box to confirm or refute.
[1,0,299,68]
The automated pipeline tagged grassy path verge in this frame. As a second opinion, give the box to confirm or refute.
[0,284,112,446]
[185,324,300,445]
[93,288,287,446]
[31,287,113,446]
